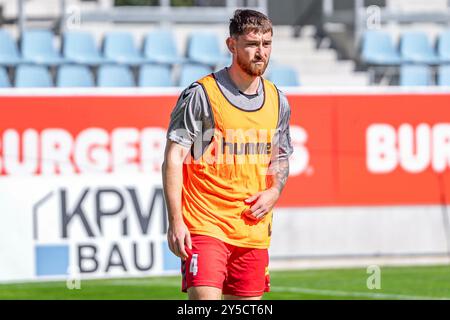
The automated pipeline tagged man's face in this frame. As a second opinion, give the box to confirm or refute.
[229,30,272,77]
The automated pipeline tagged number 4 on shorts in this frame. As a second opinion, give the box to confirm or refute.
[190,253,198,276]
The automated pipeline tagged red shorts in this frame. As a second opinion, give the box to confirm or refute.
[181,234,270,297]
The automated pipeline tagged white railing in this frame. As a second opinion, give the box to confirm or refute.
[14,0,268,35]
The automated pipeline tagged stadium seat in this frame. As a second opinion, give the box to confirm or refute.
[400,32,440,64]
[187,32,229,66]
[143,29,186,65]
[0,67,11,87]
[437,30,450,63]
[138,64,174,87]
[214,53,232,72]
[21,29,67,65]
[361,31,402,65]
[15,65,53,87]
[103,32,146,66]
[399,64,432,86]
[56,65,94,87]
[97,65,135,87]
[63,31,109,65]
[268,65,300,87]
[178,63,212,87]
[0,29,24,66]
[438,65,450,86]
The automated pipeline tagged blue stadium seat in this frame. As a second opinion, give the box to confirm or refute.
[15,65,53,87]
[361,31,402,65]
[437,30,450,63]
[399,65,432,86]
[400,32,440,64]
[214,54,232,72]
[143,29,186,65]
[139,64,174,87]
[0,29,24,66]
[187,33,229,66]
[438,65,450,86]
[63,31,109,65]
[21,29,67,65]
[56,65,94,87]
[179,63,212,87]
[103,32,146,66]
[268,65,300,87]
[0,67,11,87]
[97,65,135,87]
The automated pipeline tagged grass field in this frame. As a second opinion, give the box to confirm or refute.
[1,265,450,300]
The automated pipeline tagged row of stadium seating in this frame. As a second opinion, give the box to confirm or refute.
[3,63,447,87]
[0,28,300,87]
[361,30,450,65]
[400,64,450,86]
[0,64,211,88]
[0,63,300,88]
[0,28,229,67]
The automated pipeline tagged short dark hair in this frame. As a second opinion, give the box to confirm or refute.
[229,9,273,38]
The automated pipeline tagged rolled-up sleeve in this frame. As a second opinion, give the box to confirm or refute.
[272,90,294,161]
[167,83,207,148]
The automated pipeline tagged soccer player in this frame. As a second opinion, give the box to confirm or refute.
[162,9,293,300]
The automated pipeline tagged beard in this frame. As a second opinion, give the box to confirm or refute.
[236,52,269,77]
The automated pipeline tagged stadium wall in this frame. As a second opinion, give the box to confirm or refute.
[0,87,449,282]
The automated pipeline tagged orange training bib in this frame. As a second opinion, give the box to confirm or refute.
[182,74,279,249]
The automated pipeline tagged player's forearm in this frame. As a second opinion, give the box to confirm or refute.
[162,159,184,223]
[268,158,290,195]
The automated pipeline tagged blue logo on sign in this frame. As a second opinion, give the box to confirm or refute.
[35,245,69,276]
[162,240,180,271]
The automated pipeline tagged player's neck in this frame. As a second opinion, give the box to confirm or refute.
[227,65,260,95]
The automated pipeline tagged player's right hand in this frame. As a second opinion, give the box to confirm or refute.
[167,219,192,261]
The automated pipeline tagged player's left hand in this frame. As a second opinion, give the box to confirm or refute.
[244,187,280,220]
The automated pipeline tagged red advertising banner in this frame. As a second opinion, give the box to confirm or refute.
[284,93,450,206]
[0,92,449,206]
[0,95,176,175]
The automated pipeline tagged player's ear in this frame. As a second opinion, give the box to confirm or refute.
[226,37,236,54]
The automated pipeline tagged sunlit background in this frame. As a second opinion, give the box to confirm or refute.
[0,0,450,300]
